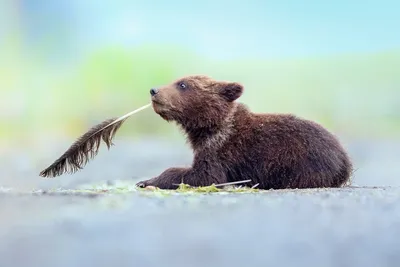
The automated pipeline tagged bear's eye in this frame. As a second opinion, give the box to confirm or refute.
[178,82,187,90]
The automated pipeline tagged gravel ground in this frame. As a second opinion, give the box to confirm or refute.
[0,137,399,267]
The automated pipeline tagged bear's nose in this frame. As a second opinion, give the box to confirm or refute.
[150,88,159,96]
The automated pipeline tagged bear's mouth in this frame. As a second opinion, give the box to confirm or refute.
[151,100,176,121]
[152,105,173,121]
[151,99,164,105]
[151,99,168,113]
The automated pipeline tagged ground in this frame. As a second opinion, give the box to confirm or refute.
[0,137,399,267]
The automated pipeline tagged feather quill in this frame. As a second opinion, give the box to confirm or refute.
[39,103,151,178]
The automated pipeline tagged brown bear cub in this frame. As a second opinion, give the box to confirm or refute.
[136,75,353,190]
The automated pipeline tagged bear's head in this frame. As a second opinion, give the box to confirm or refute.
[149,75,243,130]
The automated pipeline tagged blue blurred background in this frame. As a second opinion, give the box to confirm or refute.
[0,0,399,187]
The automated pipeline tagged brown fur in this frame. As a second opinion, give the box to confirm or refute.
[136,75,353,190]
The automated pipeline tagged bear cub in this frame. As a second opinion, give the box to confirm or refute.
[136,75,353,190]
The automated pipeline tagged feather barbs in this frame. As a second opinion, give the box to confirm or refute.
[39,103,151,178]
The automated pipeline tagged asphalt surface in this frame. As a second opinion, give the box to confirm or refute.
[0,137,399,267]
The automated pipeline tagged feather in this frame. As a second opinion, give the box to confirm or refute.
[39,103,151,178]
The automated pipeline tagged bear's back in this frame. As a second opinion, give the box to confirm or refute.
[217,105,352,189]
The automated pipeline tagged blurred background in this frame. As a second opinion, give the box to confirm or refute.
[0,0,399,189]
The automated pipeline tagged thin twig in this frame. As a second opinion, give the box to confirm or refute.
[172,179,252,188]
[213,179,252,187]
[251,183,259,189]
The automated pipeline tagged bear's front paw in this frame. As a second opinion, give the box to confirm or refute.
[136,178,155,188]
[136,181,149,188]
[136,181,146,188]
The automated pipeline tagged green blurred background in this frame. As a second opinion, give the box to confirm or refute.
[1,0,399,147]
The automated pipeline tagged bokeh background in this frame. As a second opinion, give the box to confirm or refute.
[1,0,399,189]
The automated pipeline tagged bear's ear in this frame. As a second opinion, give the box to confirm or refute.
[219,82,243,102]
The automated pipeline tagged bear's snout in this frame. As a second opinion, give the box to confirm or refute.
[150,88,159,96]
